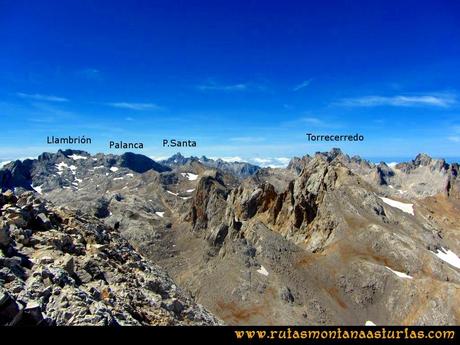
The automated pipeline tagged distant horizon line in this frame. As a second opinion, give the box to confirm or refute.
[1,148,459,168]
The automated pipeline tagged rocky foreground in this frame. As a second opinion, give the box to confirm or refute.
[0,190,220,325]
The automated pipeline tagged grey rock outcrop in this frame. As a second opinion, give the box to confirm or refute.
[0,190,220,326]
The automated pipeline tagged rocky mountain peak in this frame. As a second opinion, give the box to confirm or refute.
[414,153,433,166]
[188,171,229,232]
[162,154,260,179]
[350,155,372,168]
[395,153,449,174]
[374,162,395,185]
[162,153,189,166]
[312,147,346,162]
[0,160,33,192]
[0,151,172,194]
[199,155,211,163]
[328,147,344,159]
[120,152,171,173]
[58,149,90,158]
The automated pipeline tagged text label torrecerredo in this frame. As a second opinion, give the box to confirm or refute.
[306,133,364,142]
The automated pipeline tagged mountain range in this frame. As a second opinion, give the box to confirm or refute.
[1,148,459,325]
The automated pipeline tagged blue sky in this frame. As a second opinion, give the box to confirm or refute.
[1,0,460,165]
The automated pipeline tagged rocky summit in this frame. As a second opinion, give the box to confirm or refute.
[0,190,219,326]
[1,148,460,326]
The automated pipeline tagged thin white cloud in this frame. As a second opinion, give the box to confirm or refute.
[275,157,291,165]
[78,68,101,80]
[210,156,244,162]
[300,117,325,125]
[248,157,291,168]
[282,116,326,127]
[293,79,312,91]
[149,155,169,161]
[281,116,344,129]
[338,94,457,107]
[106,102,162,110]
[0,157,34,168]
[229,136,265,143]
[17,92,69,102]
[196,81,267,92]
[448,136,460,142]
[0,146,49,161]
[197,82,248,92]
[267,164,286,169]
[253,158,272,164]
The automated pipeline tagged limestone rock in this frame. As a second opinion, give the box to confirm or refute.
[0,191,220,326]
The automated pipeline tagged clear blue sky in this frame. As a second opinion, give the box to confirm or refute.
[1,0,459,165]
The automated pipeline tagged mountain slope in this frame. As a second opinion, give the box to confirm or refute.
[0,190,219,326]
[170,149,460,324]
[1,149,459,325]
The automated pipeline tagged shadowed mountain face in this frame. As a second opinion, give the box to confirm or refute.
[1,149,460,325]
[120,152,171,173]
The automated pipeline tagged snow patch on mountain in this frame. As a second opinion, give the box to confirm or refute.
[55,162,69,175]
[181,172,198,181]
[253,158,272,165]
[432,248,460,269]
[379,197,414,215]
[32,184,44,194]
[69,154,87,160]
[385,266,413,279]
[257,266,269,276]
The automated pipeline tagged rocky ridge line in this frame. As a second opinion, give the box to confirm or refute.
[161,153,260,178]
